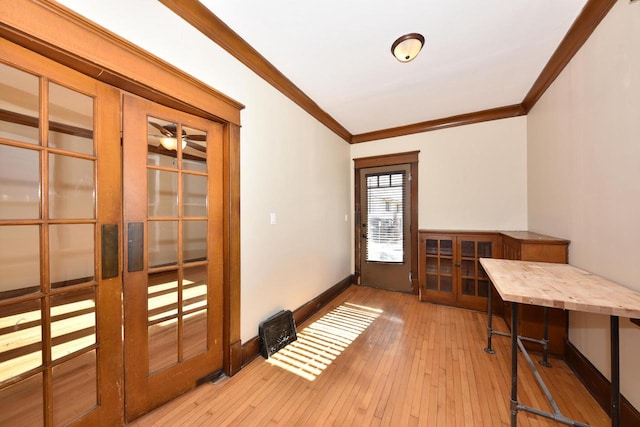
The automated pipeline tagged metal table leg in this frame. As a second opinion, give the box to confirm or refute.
[611,316,620,427]
[485,285,495,354]
[511,302,519,427]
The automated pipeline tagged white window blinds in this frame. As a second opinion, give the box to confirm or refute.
[365,172,405,263]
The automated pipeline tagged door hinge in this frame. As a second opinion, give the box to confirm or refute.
[409,271,413,283]
[409,173,412,181]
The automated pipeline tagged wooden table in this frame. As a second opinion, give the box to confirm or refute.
[479,258,640,427]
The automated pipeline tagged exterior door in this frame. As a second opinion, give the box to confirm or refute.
[122,95,224,420]
[0,42,123,426]
[358,164,412,292]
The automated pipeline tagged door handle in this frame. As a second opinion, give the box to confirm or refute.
[101,224,118,279]
[127,222,144,272]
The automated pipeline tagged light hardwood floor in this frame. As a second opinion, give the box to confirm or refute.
[128,285,609,426]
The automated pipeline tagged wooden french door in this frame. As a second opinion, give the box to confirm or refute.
[122,95,224,420]
[0,40,123,425]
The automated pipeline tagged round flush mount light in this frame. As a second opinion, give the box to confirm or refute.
[391,33,425,63]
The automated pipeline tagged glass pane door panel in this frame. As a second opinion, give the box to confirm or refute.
[0,225,40,297]
[183,221,207,263]
[49,154,95,219]
[0,145,40,220]
[461,240,475,258]
[48,82,94,155]
[440,276,452,293]
[461,259,475,277]
[425,257,437,274]
[440,258,452,275]
[183,310,207,360]
[0,373,43,426]
[148,319,178,373]
[0,62,39,145]
[478,241,492,258]
[182,173,207,217]
[148,221,178,268]
[147,117,181,164]
[183,266,207,312]
[52,350,97,426]
[182,126,207,172]
[425,274,437,291]
[49,224,94,287]
[147,169,178,217]
[148,271,178,323]
[0,299,42,382]
[462,278,476,296]
[148,270,179,373]
[365,172,404,263]
[478,280,489,297]
[439,240,452,256]
[50,289,96,360]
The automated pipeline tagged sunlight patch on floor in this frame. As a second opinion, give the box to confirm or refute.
[266,302,382,381]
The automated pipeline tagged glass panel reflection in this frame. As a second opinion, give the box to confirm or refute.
[183,266,207,313]
[182,126,207,172]
[148,319,178,373]
[0,299,42,382]
[0,62,39,145]
[49,224,94,287]
[49,154,95,219]
[52,350,97,426]
[0,225,40,298]
[0,145,40,220]
[50,288,96,360]
[183,310,207,360]
[148,271,178,322]
[147,117,180,166]
[182,173,207,217]
[148,221,178,268]
[48,82,94,155]
[147,169,178,218]
[183,221,207,263]
[0,373,43,426]
[148,270,179,373]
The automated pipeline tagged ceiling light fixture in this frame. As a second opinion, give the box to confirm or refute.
[391,33,425,63]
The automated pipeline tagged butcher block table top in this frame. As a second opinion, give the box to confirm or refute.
[479,258,640,319]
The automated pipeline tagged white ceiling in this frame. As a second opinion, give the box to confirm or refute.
[199,0,588,135]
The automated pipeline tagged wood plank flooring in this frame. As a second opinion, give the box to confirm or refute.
[128,285,610,426]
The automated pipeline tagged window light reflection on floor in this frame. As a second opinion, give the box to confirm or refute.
[265,302,382,381]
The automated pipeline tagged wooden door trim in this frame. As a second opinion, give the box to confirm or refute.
[0,1,241,378]
[0,0,244,126]
[354,151,419,294]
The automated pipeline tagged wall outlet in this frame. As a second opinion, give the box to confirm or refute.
[270,213,277,225]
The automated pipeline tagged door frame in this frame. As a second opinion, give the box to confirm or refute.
[0,0,243,376]
[354,151,419,294]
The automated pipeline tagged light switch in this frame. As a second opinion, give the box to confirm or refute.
[270,213,277,225]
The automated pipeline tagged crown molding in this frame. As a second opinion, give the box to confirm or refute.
[0,0,244,126]
[351,105,526,144]
[161,0,615,145]
[158,0,352,142]
[521,0,617,112]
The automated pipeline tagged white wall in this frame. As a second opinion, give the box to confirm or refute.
[58,0,352,343]
[350,116,528,230]
[527,0,640,408]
